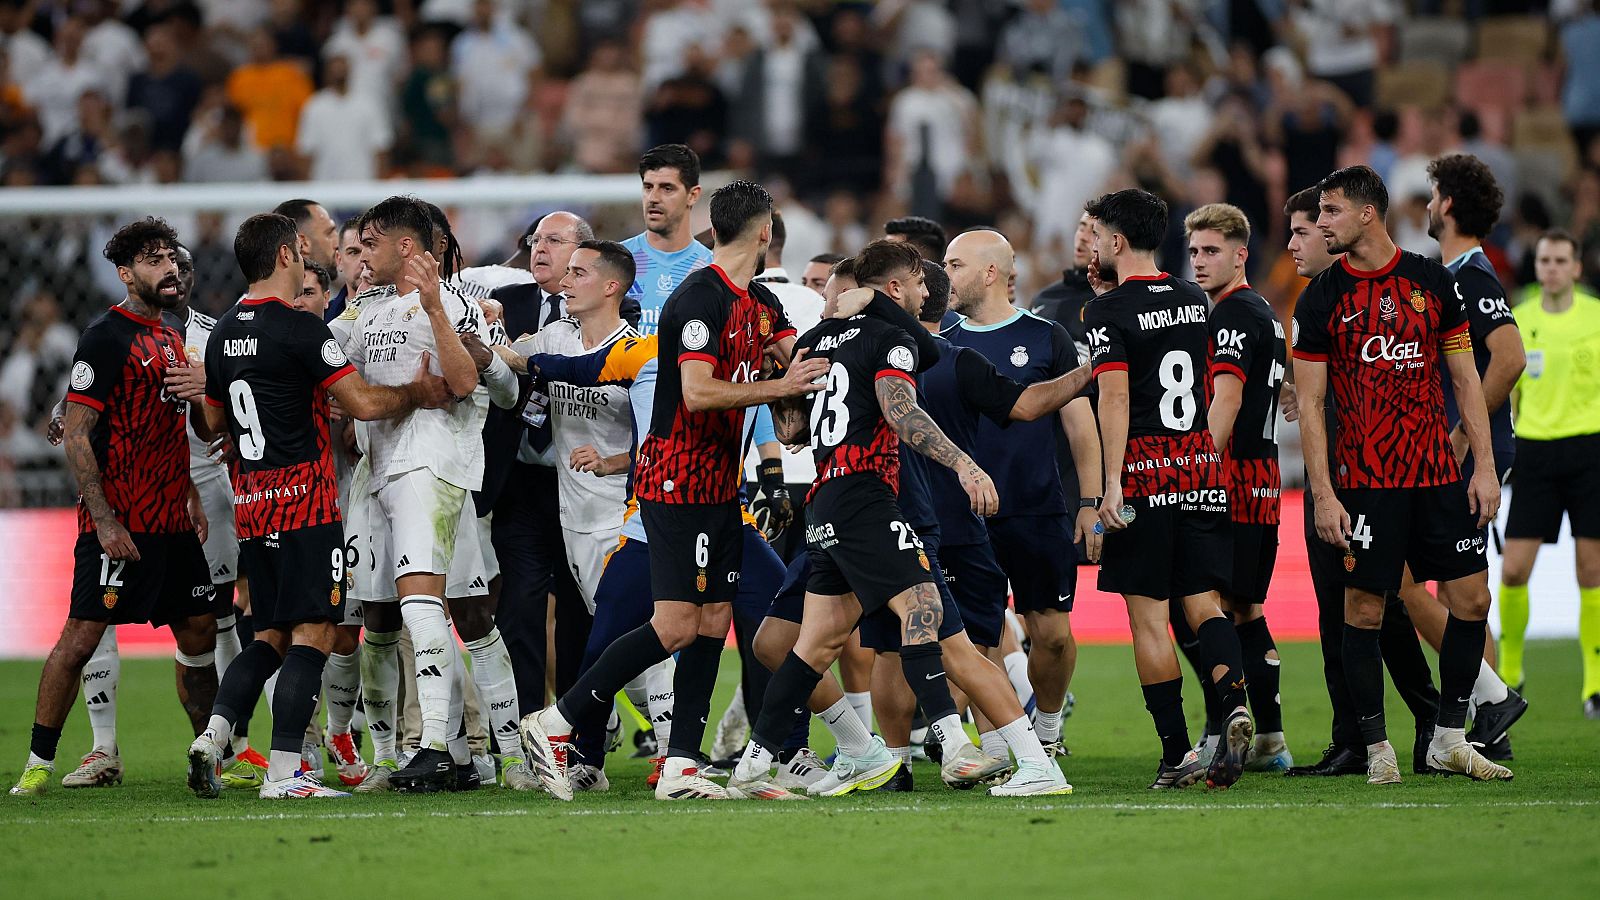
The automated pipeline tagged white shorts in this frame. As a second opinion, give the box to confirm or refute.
[348,467,467,603]
[193,466,238,585]
[445,503,490,600]
[564,524,623,614]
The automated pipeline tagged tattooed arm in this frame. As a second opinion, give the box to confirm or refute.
[874,374,999,516]
[768,394,810,445]
[63,402,140,561]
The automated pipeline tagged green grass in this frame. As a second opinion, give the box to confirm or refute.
[2,640,1597,898]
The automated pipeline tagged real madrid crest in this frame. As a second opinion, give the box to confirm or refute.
[1010,345,1030,367]
[1409,288,1426,313]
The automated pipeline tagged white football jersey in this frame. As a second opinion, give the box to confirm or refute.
[179,307,228,479]
[451,264,534,300]
[345,281,492,491]
[525,318,636,534]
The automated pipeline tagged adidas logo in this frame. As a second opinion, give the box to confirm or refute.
[213,564,230,577]
[369,721,392,733]
[418,665,442,677]
[468,577,485,590]
[397,555,411,567]
[85,691,109,706]
[496,721,518,735]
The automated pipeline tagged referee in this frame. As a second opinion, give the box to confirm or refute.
[1499,230,1600,719]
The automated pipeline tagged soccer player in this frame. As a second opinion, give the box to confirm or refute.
[801,253,843,295]
[1083,189,1254,790]
[1184,203,1293,771]
[12,218,220,797]
[1030,211,1097,350]
[946,229,1097,755]
[273,198,340,272]
[1293,165,1512,783]
[1499,230,1600,720]
[518,181,826,801]
[884,215,949,261]
[623,144,712,336]
[186,212,449,799]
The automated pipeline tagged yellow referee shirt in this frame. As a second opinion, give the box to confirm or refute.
[1513,294,1600,440]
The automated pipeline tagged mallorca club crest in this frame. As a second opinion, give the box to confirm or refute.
[1409,288,1427,313]
[696,568,707,593]
[1343,548,1356,573]
[759,309,771,337]
[102,586,119,609]
[330,584,342,607]
[1010,345,1030,368]
[917,549,931,572]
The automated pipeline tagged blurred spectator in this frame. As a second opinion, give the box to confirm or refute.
[1193,93,1271,260]
[1021,93,1114,256]
[1387,108,1453,211]
[1560,5,1600,151]
[297,53,390,181]
[126,23,203,153]
[1264,49,1355,194]
[267,0,319,64]
[1116,0,1198,101]
[645,43,728,168]
[82,1,147,82]
[1570,168,1600,294]
[561,39,642,174]
[400,26,456,171]
[1289,0,1395,110]
[826,6,886,101]
[25,17,109,145]
[998,0,1088,83]
[1147,61,1211,181]
[39,91,116,186]
[0,397,54,506]
[947,0,1010,89]
[183,103,268,182]
[885,50,979,219]
[452,0,540,146]
[873,0,956,71]
[1456,110,1518,222]
[729,6,823,180]
[324,0,406,120]
[1,1,49,86]
[802,54,881,197]
[0,289,76,430]
[1367,109,1400,182]
[822,188,869,255]
[225,27,313,150]
[641,0,722,93]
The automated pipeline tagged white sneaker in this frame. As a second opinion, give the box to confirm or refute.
[518,706,574,801]
[654,763,729,800]
[324,731,367,787]
[499,757,540,791]
[988,759,1073,797]
[260,771,351,799]
[186,736,223,799]
[300,741,323,784]
[1244,734,1294,773]
[941,744,1014,788]
[1365,741,1402,785]
[727,773,805,800]
[355,759,397,793]
[569,763,611,793]
[773,748,827,791]
[711,686,749,761]
[810,737,901,797]
[61,749,122,788]
[1426,728,1513,781]
[472,753,496,784]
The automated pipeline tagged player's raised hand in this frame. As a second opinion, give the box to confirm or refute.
[163,356,206,402]
[775,348,829,397]
[1467,465,1501,529]
[405,251,443,310]
[460,331,494,372]
[97,518,140,562]
[959,461,999,517]
[493,343,529,374]
[827,287,874,319]
[1314,493,1352,550]
[1087,252,1115,296]
[406,350,453,409]
[479,298,504,325]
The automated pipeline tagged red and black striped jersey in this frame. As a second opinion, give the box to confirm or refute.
[66,305,194,534]
[1293,249,1470,490]
[794,313,921,500]
[204,297,354,538]
[1209,285,1286,524]
[635,265,794,505]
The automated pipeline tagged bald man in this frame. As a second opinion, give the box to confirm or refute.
[944,229,1101,755]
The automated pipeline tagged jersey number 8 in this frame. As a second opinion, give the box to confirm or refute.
[1158,350,1196,430]
[228,380,266,461]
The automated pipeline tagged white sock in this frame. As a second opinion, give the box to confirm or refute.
[929,713,971,758]
[1473,659,1510,706]
[819,697,874,757]
[622,672,649,712]
[203,714,233,749]
[446,652,470,765]
[887,745,912,765]
[997,715,1047,764]
[1256,730,1286,748]
[465,629,520,755]
[82,627,119,753]
[268,749,301,781]
[324,649,362,734]
[360,629,401,762]
[1005,608,1026,642]
[230,735,249,755]
[28,751,52,768]
[644,657,675,750]
[214,613,242,680]
[844,690,873,732]
[979,729,1008,761]
[663,754,700,780]
[733,742,774,781]
[400,595,454,751]
[1003,650,1033,707]
[1032,706,1064,744]
[1432,726,1465,745]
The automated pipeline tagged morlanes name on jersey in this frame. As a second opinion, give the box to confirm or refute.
[1133,303,1208,331]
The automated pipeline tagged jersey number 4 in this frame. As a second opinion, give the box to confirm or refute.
[1350,514,1374,549]
[810,363,850,449]
[229,380,267,461]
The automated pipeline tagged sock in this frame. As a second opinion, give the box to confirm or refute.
[1196,616,1248,713]
[997,715,1047,764]
[1473,659,1509,708]
[928,713,969,759]
[750,651,824,754]
[214,613,242,680]
[360,630,401,762]
[1343,624,1387,745]
[1497,582,1529,687]
[1032,706,1063,744]
[400,595,454,751]
[979,729,1007,761]
[557,622,671,729]
[887,744,912,766]
[1141,678,1190,766]
[844,690,873,732]
[1437,615,1487,730]
[1580,586,1600,699]
[324,648,362,733]
[29,723,63,764]
[644,657,676,752]
[234,607,254,645]
[1005,607,1026,644]
[446,653,470,765]
[1003,650,1033,707]
[82,627,119,753]
[212,640,282,740]
[818,695,874,758]
[898,642,958,724]
[269,645,328,780]
[664,635,724,760]
[1236,616,1283,733]
[733,741,776,781]
[464,629,520,755]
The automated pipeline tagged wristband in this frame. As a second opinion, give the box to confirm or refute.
[1079,497,1103,510]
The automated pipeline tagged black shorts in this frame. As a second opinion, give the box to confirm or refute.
[858,535,965,651]
[70,530,213,627]
[239,522,347,629]
[1097,497,1231,599]
[1228,521,1279,605]
[939,540,1008,647]
[804,474,935,616]
[766,553,808,624]
[1505,434,1600,543]
[1334,482,1488,592]
[988,514,1077,613]
[639,499,743,604]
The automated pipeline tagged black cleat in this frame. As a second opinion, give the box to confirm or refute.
[450,762,482,792]
[922,732,943,765]
[1150,750,1206,789]
[389,748,454,793]
[872,764,914,792]
[1585,693,1600,720]
[1477,733,1513,760]
[1284,744,1366,777]
[1413,722,1433,775]
[630,728,659,759]
[1467,689,1528,747]
[1206,708,1253,789]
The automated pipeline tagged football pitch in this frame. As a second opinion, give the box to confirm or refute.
[2,641,1597,899]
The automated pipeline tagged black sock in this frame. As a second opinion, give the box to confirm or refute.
[1141,678,1190,766]
[1343,624,1387,745]
[1236,616,1283,733]
[30,723,62,762]
[1378,595,1441,723]
[556,622,670,727]
[234,607,254,646]
[1437,614,1487,730]
[784,706,811,752]
[665,635,725,759]
[1171,606,1224,733]
[750,651,823,752]
[214,640,282,725]
[898,642,957,723]
[270,646,328,755]
[1196,616,1248,713]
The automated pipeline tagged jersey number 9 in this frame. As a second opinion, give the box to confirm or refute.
[228,380,266,461]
